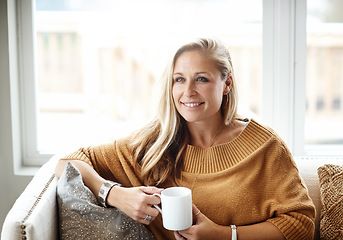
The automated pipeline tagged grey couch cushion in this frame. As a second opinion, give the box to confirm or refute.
[57,161,156,240]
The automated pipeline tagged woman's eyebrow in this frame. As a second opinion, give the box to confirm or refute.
[195,72,208,75]
[173,71,209,75]
[173,72,183,76]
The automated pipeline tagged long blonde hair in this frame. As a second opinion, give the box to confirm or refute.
[131,38,238,186]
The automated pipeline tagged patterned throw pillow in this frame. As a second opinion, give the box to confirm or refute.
[317,164,343,240]
[57,162,156,240]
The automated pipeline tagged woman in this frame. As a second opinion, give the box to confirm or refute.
[55,38,315,240]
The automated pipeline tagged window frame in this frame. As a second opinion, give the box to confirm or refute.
[17,0,54,168]
[262,0,307,155]
[13,0,343,171]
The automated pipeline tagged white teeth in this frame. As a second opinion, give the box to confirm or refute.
[184,102,201,108]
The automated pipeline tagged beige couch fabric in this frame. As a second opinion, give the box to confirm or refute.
[1,156,59,240]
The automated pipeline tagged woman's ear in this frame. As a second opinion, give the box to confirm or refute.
[223,74,233,95]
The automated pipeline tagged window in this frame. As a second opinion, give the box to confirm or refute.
[16,0,342,168]
[333,98,341,110]
[305,0,343,153]
[25,0,263,165]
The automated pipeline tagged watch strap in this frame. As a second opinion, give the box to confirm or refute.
[98,180,121,207]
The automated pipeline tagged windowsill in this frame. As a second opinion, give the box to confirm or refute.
[294,156,343,176]
[14,154,61,177]
[304,144,343,156]
[14,166,41,176]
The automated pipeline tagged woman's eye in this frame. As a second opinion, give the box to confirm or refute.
[197,77,208,82]
[174,77,184,82]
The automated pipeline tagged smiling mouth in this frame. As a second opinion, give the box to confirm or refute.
[182,102,204,108]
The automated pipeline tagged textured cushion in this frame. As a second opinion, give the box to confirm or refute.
[317,164,343,240]
[296,157,343,240]
[57,162,156,240]
[1,156,59,240]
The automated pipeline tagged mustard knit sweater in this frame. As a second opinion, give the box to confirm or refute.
[62,119,315,240]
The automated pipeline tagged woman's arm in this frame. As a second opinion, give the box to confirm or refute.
[175,205,285,240]
[234,222,285,240]
[55,159,162,224]
[55,159,105,197]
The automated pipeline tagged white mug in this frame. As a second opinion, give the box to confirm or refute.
[153,187,192,231]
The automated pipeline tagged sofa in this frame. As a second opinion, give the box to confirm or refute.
[1,155,342,240]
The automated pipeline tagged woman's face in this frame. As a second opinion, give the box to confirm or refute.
[172,50,230,124]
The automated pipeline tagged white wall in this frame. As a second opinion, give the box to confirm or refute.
[0,0,33,229]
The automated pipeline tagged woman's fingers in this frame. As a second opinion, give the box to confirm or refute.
[111,186,163,225]
[192,203,202,224]
[174,231,186,240]
[140,186,163,205]
[140,186,164,195]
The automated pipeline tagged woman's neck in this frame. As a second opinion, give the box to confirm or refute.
[187,118,247,149]
[187,118,226,149]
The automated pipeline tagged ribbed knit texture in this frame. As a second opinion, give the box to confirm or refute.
[62,119,315,240]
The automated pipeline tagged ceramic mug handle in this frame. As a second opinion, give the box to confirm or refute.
[153,193,162,214]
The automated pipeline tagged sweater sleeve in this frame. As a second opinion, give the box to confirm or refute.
[61,146,95,167]
[267,212,314,240]
[60,138,142,186]
[264,138,315,240]
[60,142,119,179]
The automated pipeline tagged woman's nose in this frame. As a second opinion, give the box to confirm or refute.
[184,82,197,97]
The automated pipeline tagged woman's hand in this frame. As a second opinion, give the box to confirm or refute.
[107,186,163,225]
[174,204,230,240]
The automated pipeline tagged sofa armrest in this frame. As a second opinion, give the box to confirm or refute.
[1,155,60,240]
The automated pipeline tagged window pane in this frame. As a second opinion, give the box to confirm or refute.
[35,0,262,153]
[306,0,343,146]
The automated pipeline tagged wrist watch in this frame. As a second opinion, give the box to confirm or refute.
[98,180,121,207]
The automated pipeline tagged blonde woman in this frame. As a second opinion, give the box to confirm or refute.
[55,38,315,240]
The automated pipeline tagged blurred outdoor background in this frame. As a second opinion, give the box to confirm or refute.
[34,0,343,153]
